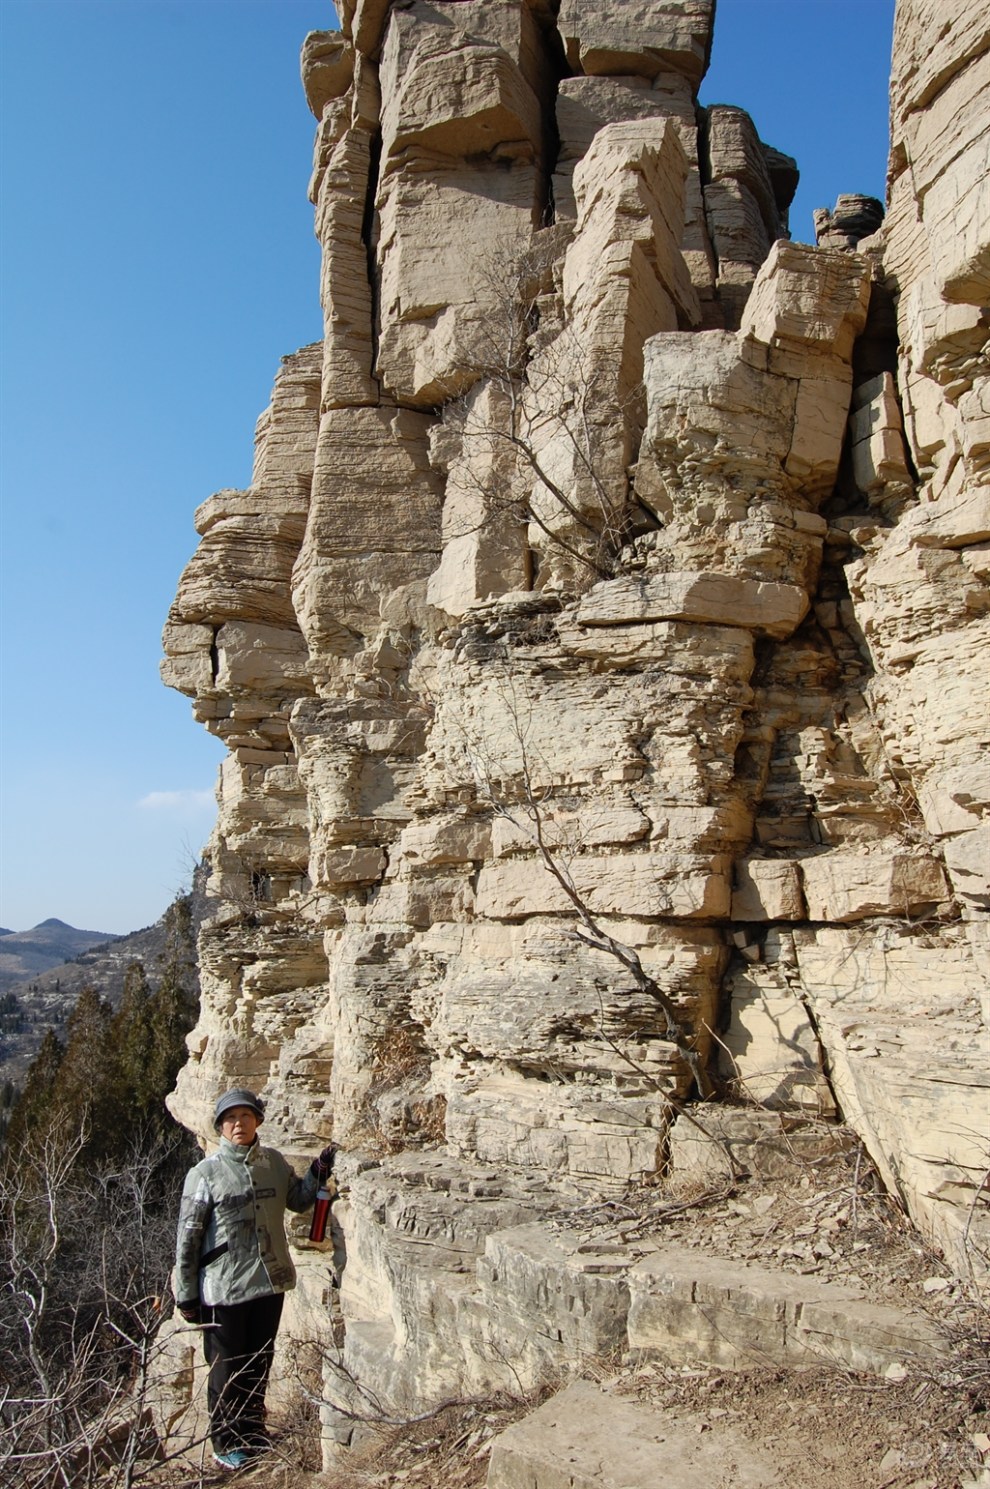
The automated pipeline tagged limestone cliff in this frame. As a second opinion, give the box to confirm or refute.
[162,0,988,1447]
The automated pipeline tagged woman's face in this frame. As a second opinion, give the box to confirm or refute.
[221,1106,260,1146]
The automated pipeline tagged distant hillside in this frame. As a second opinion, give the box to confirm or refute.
[0,918,121,987]
[0,871,209,1084]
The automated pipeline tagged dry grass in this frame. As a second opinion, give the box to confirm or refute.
[359,1026,447,1154]
[326,1385,558,1489]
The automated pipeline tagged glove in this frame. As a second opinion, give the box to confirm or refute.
[311,1143,338,1181]
[177,1300,202,1325]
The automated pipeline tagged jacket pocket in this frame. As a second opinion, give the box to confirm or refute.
[200,1242,230,1270]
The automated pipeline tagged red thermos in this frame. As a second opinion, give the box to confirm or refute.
[309,1185,332,1242]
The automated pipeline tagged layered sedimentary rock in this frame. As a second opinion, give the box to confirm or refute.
[162,0,989,1453]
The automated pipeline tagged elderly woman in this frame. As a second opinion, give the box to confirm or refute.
[173,1087,335,1471]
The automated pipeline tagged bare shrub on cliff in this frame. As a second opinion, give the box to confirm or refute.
[359,1025,447,1155]
[0,1117,195,1487]
[446,661,721,1117]
[439,235,652,587]
[289,1339,560,1488]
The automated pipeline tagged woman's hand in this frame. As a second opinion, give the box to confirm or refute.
[311,1143,338,1180]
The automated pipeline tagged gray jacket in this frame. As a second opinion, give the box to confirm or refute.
[174,1136,318,1308]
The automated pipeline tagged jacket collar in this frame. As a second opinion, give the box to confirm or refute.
[219,1134,258,1164]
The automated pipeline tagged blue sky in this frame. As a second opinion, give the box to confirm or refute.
[0,0,895,935]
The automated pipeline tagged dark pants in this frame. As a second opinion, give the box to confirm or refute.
[202,1293,284,1453]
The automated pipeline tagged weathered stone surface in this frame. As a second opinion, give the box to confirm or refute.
[301,30,354,119]
[566,117,699,334]
[487,1379,777,1489]
[576,571,809,638]
[400,813,493,867]
[627,1250,943,1373]
[553,72,718,316]
[476,851,730,920]
[845,514,990,895]
[795,925,990,1274]
[336,0,390,57]
[555,614,756,672]
[312,123,380,409]
[292,403,442,687]
[520,116,699,584]
[168,916,331,1148]
[337,1156,550,1405]
[373,2,545,406]
[557,0,714,86]
[848,371,914,515]
[814,193,885,251]
[636,242,870,531]
[702,106,794,327]
[731,857,804,921]
[942,819,990,909]
[718,963,834,1111]
[669,1108,854,1185]
[800,848,950,922]
[886,0,990,309]
[162,343,321,718]
[426,383,531,616]
[375,167,538,407]
[380,23,542,163]
[429,911,724,1175]
[740,238,871,363]
[449,1075,672,1185]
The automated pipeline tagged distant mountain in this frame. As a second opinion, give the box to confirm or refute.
[0,869,209,1084]
[0,919,122,988]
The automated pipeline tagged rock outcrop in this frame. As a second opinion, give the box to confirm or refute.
[161,0,988,1463]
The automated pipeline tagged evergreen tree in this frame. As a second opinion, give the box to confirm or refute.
[111,960,156,1112]
[2,888,202,1162]
[147,894,198,1105]
[55,987,117,1159]
[4,1026,65,1149]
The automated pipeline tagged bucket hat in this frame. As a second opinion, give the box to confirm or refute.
[213,1087,265,1130]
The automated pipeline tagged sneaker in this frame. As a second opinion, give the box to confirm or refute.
[212,1449,251,1471]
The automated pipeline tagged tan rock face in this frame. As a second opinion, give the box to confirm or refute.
[557,0,714,87]
[703,105,796,327]
[372,1,547,407]
[162,0,989,1446]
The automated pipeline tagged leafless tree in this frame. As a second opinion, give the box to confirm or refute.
[436,235,654,588]
[0,1119,203,1488]
[460,666,715,1103]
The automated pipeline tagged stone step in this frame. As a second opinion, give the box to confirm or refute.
[628,1250,943,1375]
[487,1379,778,1489]
[477,1224,943,1387]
